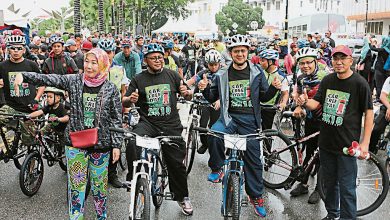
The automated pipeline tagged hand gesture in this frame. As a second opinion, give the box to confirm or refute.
[179,80,190,97]
[272,76,282,90]
[130,89,139,103]
[198,74,208,91]
[296,88,308,106]
[213,100,221,110]
[292,106,306,118]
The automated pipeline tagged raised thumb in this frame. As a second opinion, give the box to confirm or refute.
[135,89,138,93]
[180,80,184,85]
[303,88,307,96]
[203,74,207,81]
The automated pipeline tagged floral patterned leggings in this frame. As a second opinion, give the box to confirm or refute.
[66,146,110,220]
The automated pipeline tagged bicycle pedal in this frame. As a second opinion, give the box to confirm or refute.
[164,192,174,200]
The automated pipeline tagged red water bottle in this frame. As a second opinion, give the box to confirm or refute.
[342,141,370,160]
[246,86,251,100]
[163,90,169,105]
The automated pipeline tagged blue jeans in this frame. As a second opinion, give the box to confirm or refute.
[320,149,357,220]
[208,113,264,198]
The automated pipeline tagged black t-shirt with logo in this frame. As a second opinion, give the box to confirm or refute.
[82,85,103,129]
[0,59,40,113]
[42,103,68,131]
[228,65,254,115]
[126,68,182,128]
[313,72,373,154]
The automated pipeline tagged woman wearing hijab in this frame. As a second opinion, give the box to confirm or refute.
[370,36,390,100]
[12,48,123,220]
[356,37,374,91]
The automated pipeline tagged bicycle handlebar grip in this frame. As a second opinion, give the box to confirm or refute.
[263,130,280,136]
[192,126,209,133]
[282,111,294,117]
[109,127,126,133]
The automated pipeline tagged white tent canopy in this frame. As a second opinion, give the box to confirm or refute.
[1,9,29,28]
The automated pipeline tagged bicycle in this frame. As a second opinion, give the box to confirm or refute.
[109,127,182,220]
[179,93,213,174]
[0,113,33,169]
[193,126,282,220]
[19,117,67,196]
[262,127,389,216]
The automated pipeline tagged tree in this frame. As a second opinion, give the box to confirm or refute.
[215,0,265,35]
[74,0,81,34]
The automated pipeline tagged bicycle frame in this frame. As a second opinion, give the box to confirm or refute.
[0,117,26,162]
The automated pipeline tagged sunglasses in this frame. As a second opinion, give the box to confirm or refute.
[298,59,315,66]
[147,56,164,62]
[8,46,24,51]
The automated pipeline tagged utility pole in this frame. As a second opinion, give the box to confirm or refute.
[111,0,115,35]
[365,0,368,33]
[284,0,289,39]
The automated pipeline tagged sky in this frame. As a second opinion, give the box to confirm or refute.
[1,0,71,19]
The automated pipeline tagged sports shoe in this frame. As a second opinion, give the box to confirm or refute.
[177,197,193,216]
[290,183,309,197]
[321,216,340,220]
[308,190,320,204]
[197,144,208,154]
[108,176,124,188]
[249,197,266,217]
[207,170,224,183]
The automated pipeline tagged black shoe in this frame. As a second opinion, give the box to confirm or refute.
[108,176,124,188]
[308,190,320,204]
[321,216,340,220]
[197,144,208,154]
[290,183,309,197]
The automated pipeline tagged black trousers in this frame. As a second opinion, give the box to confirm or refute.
[302,118,320,184]
[261,108,276,130]
[369,106,389,153]
[374,70,388,100]
[108,151,118,179]
[126,120,189,201]
[199,106,220,147]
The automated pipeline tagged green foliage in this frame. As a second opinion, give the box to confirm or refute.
[215,0,265,35]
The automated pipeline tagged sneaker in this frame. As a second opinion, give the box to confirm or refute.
[197,144,208,154]
[177,197,193,216]
[207,170,224,183]
[321,216,340,220]
[308,190,320,204]
[108,176,124,188]
[249,197,266,217]
[290,183,309,197]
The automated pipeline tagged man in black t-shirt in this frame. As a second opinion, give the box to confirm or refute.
[123,43,194,216]
[0,34,45,151]
[297,45,373,220]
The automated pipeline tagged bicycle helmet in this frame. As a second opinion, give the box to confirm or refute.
[297,39,310,49]
[143,43,165,56]
[98,39,116,51]
[162,40,174,49]
[257,45,267,53]
[44,87,65,98]
[296,48,318,61]
[224,37,232,47]
[277,39,288,46]
[259,49,279,60]
[50,36,65,46]
[228,34,251,49]
[135,35,144,41]
[205,50,221,64]
[121,38,132,47]
[321,38,330,45]
[6,35,26,46]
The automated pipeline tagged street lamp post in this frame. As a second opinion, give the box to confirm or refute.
[284,0,289,39]
[365,0,368,34]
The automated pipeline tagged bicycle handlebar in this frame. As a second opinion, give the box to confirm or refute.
[0,113,30,120]
[192,126,278,138]
[109,127,183,140]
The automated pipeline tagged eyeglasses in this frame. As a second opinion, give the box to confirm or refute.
[147,56,164,62]
[298,59,315,66]
[231,49,248,54]
[332,56,351,62]
[8,46,24,51]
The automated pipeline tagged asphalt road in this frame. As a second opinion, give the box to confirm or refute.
[0,104,389,220]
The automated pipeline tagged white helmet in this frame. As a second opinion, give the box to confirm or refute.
[205,50,221,64]
[296,47,318,61]
[205,43,216,51]
[228,34,251,49]
[6,35,26,46]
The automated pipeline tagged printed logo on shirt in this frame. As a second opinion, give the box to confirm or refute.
[9,72,31,97]
[109,66,124,91]
[322,89,350,126]
[229,80,252,108]
[49,113,60,127]
[145,84,171,116]
[83,93,98,128]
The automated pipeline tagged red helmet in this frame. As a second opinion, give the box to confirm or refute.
[121,38,132,47]
[12,29,25,36]
[81,40,93,51]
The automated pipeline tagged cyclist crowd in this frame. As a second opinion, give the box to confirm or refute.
[0,27,389,220]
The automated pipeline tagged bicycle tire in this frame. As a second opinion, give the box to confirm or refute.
[224,174,241,220]
[185,127,197,175]
[152,154,167,208]
[318,153,389,217]
[57,145,67,172]
[132,177,151,220]
[262,130,297,189]
[19,151,44,196]
[119,139,128,171]
[277,112,295,139]
[387,158,390,184]
[12,138,28,170]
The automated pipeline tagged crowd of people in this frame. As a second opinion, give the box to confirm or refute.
[0,27,389,220]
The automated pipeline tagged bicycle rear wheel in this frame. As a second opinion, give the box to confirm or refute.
[318,153,389,217]
[152,154,168,208]
[184,126,197,175]
[262,130,297,189]
[132,177,151,220]
[19,151,44,196]
[223,173,241,220]
[119,138,128,171]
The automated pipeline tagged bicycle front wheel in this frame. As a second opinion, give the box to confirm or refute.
[262,130,297,189]
[223,173,241,220]
[318,153,389,217]
[184,127,197,175]
[132,177,151,220]
[19,151,44,196]
[152,154,168,208]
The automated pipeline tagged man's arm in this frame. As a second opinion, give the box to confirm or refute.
[35,86,45,101]
[133,53,142,74]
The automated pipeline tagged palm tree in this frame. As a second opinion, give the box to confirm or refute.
[74,0,81,34]
[98,0,104,33]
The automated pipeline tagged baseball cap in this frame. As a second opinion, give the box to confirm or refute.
[81,40,93,51]
[12,29,25,36]
[331,45,352,57]
[64,39,76,47]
